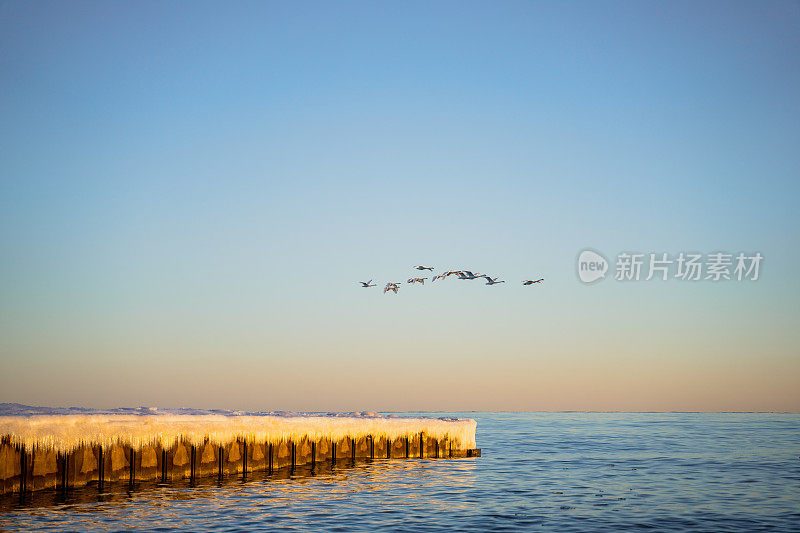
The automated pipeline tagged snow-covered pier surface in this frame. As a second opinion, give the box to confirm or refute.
[0,405,479,494]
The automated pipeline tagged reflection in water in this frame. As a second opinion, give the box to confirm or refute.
[2,412,799,532]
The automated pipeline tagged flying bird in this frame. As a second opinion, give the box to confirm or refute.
[456,271,482,280]
[359,280,376,287]
[407,277,427,284]
[483,277,506,285]
[414,265,434,271]
[383,283,400,294]
[523,279,544,285]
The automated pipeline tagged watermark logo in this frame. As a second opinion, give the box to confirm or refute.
[577,249,762,283]
[577,249,609,283]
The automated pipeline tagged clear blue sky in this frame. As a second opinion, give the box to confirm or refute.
[1,1,798,411]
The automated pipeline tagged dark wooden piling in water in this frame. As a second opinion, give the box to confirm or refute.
[242,440,247,479]
[217,446,223,481]
[58,452,67,491]
[189,446,196,485]
[19,446,27,494]
[97,446,104,491]
[128,449,135,489]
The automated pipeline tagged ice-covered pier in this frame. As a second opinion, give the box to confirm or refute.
[0,405,479,495]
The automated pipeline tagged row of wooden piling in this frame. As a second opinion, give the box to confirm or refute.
[5,433,478,496]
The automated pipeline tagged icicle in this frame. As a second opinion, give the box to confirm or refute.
[0,414,477,453]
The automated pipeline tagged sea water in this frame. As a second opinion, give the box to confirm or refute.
[1,412,798,531]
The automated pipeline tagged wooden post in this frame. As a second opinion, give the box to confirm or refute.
[449,440,452,458]
[129,449,135,489]
[311,442,316,470]
[161,449,167,483]
[97,446,104,491]
[19,445,27,494]
[419,432,424,459]
[369,435,374,459]
[218,446,224,481]
[331,442,336,466]
[351,437,355,463]
[290,441,296,474]
[242,440,247,480]
[59,452,68,491]
[268,443,273,474]
[386,438,391,459]
[435,439,439,459]
[189,445,196,485]
[405,437,409,459]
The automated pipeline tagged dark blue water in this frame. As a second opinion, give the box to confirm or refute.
[1,413,799,532]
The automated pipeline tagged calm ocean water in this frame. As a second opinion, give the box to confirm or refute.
[1,412,799,532]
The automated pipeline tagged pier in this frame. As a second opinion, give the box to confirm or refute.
[0,413,478,495]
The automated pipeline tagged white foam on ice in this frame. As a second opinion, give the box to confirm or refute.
[0,404,477,452]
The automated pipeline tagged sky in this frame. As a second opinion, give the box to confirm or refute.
[1,0,798,412]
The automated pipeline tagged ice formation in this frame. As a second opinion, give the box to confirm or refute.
[0,404,477,453]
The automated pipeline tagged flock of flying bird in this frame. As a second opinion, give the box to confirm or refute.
[359,265,544,294]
